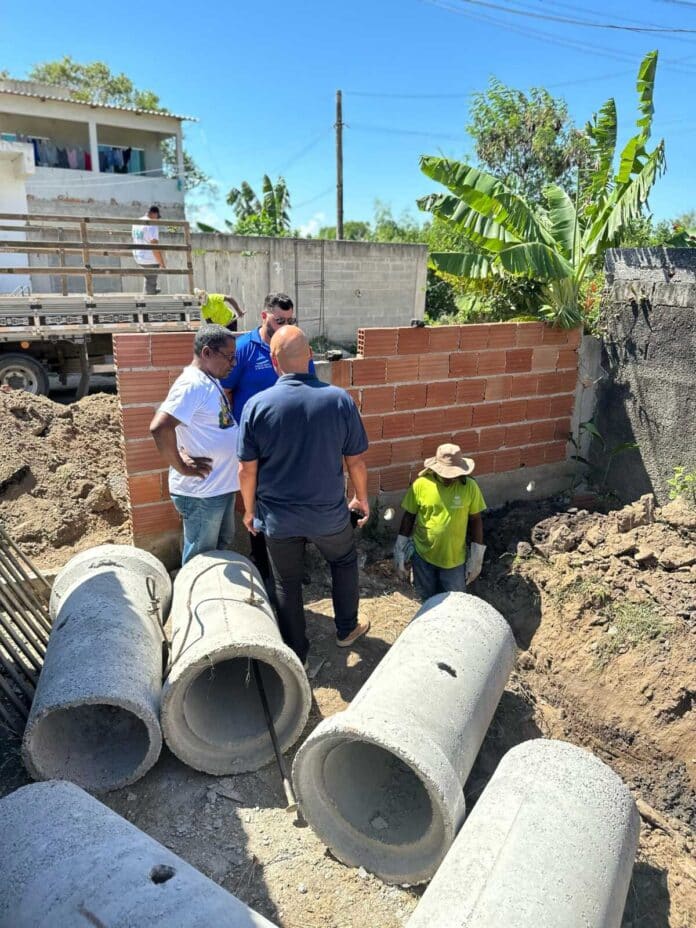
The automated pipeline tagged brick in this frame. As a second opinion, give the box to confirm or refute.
[519,444,547,468]
[387,356,419,382]
[121,405,157,441]
[452,429,479,453]
[449,406,473,430]
[380,465,413,492]
[544,441,568,463]
[557,348,578,370]
[128,472,166,505]
[553,417,573,441]
[477,350,507,376]
[515,322,545,347]
[132,501,181,536]
[113,334,151,369]
[530,420,557,443]
[526,397,552,420]
[457,379,486,403]
[458,324,490,350]
[426,381,457,408]
[495,447,522,473]
[348,471,381,498]
[449,352,478,377]
[498,399,528,424]
[421,434,455,458]
[509,374,538,398]
[352,358,387,386]
[549,394,574,417]
[357,328,398,356]
[414,407,448,435]
[346,388,361,408]
[118,370,170,405]
[382,412,415,439]
[475,451,496,474]
[397,327,429,354]
[537,371,577,395]
[427,326,460,351]
[541,325,570,345]
[487,324,518,348]
[472,403,500,427]
[419,353,450,382]
[124,439,165,474]
[485,376,511,401]
[390,437,424,465]
[330,360,352,387]
[394,383,427,411]
[362,415,383,441]
[365,441,392,469]
[504,423,532,447]
[478,425,506,451]
[361,386,394,413]
[505,348,533,374]
[532,346,560,371]
[150,333,196,367]
[566,326,582,348]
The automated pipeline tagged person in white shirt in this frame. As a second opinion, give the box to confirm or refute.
[132,204,165,295]
[150,324,240,565]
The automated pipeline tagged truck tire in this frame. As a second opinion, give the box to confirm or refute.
[0,353,50,396]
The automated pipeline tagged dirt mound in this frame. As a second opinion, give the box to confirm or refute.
[0,389,130,570]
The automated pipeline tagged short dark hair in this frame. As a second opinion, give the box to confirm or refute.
[193,324,235,356]
[264,292,294,312]
[148,205,161,217]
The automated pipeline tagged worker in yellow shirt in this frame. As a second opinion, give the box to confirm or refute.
[394,443,486,602]
[195,288,245,331]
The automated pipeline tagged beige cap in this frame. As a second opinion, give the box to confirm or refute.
[419,443,475,479]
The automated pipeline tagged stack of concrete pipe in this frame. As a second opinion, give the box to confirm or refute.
[0,780,277,928]
[293,592,517,884]
[22,545,171,792]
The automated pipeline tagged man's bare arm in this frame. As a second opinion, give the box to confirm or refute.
[238,459,259,534]
[345,452,369,526]
[224,295,245,317]
[150,237,166,268]
[469,512,484,545]
[149,410,211,477]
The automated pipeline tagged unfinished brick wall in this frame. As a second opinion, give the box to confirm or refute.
[114,322,580,547]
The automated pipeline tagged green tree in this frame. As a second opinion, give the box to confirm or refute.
[226,176,291,236]
[468,79,590,205]
[317,221,372,240]
[24,56,209,191]
[418,51,666,328]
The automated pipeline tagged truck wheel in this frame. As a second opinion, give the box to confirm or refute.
[0,353,50,395]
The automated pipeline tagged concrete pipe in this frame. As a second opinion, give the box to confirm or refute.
[0,780,276,928]
[292,592,517,884]
[161,551,311,774]
[406,739,640,928]
[23,544,171,792]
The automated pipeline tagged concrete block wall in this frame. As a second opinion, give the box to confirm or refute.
[114,322,581,555]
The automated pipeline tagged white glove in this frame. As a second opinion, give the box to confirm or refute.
[465,543,486,585]
[393,535,413,579]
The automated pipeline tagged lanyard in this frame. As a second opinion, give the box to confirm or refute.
[204,372,235,424]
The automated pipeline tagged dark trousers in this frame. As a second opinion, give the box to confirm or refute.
[266,521,358,662]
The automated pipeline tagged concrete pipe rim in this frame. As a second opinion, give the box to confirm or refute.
[161,643,311,775]
[22,696,162,793]
[292,725,460,885]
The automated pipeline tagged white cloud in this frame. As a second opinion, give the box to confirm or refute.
[299,211,326,238]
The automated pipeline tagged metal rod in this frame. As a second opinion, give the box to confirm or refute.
[0,586,48,656]
[0,695,24,733]
[0,555,51,641]
[0,547,52,634]
[0,671,29,722]
[0,525,52,595]
[0,643,36,701]
[251,659,298,813]
[0,610,43,674]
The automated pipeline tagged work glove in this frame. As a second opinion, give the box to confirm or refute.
[393,535,414,579]
[465,542,486,585]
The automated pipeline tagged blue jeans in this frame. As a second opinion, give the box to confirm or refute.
[171,492,236,566]
[412,550,466,603]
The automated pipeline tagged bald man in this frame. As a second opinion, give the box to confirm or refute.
[237,326,370,664]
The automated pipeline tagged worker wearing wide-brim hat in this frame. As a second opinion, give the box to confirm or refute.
[394,443,487,602]
[195,288,245,332]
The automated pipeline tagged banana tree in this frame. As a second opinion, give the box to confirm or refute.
[226,176,291,235]
[417,51,665,327]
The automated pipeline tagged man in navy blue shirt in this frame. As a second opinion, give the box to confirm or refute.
[222,293,314,587]
[238,325,370,663]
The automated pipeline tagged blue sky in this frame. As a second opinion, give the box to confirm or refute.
[2,0,696,233]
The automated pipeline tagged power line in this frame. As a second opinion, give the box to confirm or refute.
[294,186,334,209]
[350,122,463,140]
[272,128,333,175]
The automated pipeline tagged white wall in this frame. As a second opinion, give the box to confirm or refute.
[0,141,33,293]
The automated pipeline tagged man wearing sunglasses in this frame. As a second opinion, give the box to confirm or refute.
[221,292,315,589]
[150,324,239,565]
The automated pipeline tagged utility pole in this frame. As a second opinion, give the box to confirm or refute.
[335,89,344,240]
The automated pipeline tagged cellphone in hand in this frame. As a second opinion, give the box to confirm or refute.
[350,508,365,528]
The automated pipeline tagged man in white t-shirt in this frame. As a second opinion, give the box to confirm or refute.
[132,204,165,295]
[150,324,239,565]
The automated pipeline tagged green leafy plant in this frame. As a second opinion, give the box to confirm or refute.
[568,421,638,495]
[667,465,696,504]
[594,601,670,668]
[417,51,665,328]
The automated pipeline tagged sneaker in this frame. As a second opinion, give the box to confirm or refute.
[336,620,371,648]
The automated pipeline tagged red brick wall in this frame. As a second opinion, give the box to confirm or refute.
[115,322,580,545]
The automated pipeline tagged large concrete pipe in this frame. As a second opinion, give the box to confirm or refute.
[0,780,276,928]
[406,739,640,928]
[292,592,517,884]
[161,551,311,774]
[22,544,171,792]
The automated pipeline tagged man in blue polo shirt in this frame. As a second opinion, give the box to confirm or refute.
[221,292,314,586]
[237,325,370,664]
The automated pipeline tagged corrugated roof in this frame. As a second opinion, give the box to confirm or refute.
[0,84,196,122]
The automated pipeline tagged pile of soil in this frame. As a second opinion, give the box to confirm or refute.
[0,389,130,570]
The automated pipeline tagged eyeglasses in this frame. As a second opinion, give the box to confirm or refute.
[212,347,235,363]
[270,315,297,326]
